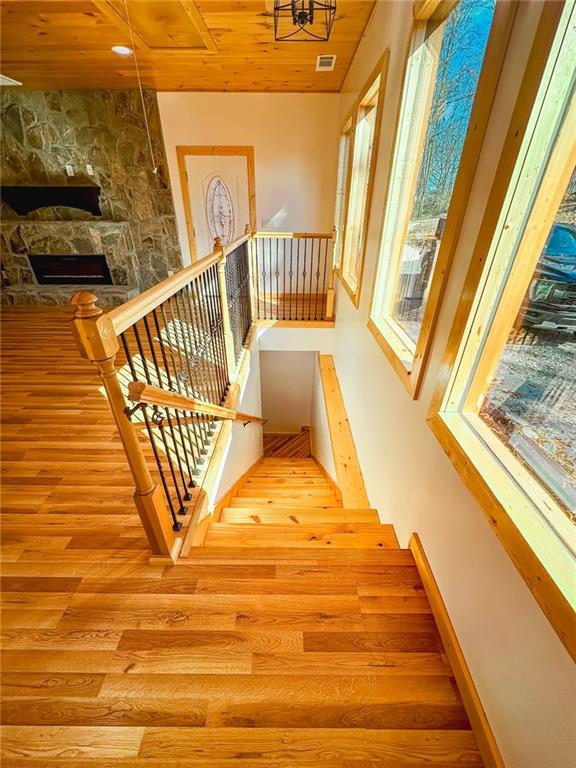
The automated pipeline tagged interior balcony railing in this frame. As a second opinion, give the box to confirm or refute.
[252,231,335,322]
[71,227,336,560]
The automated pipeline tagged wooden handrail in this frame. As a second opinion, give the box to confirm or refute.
[223,231,251,256]
[128,381,266,425]
[107,250,221,336]
[253,231,334,240]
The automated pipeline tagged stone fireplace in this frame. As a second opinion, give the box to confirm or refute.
[1,219,140,305]
[0,88,183,306]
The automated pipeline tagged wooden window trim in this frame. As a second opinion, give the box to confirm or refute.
[413,0,460,22]
[176,145,257,261]
[369,0,518,400]
[339,52,389,308]
[427,1,575,661]
[333,103,358,273]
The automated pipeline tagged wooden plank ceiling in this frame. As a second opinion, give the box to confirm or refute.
[0,1,375,92]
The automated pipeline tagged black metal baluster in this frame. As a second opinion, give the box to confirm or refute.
[295,238,300,321]
[275,237,279,321]
[169,293,210,447]
[208,264,229,399]
[194,272,222,415]
[260,239,267,320]
[155,306,201,479]
[178,283,214,452]
[145,312,195,494]
[289,238,294,321]
[320,237,329,320]
[131,323,188,518]
[306,238,314,320]
[120,333,181,531]
[243,243,252,339]
[203,266,227,402]
[166,294,208,463]
[313,239,321,321]
[302,238,308,321]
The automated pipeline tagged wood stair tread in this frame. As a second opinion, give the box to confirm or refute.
[229,498,342,509]
[205,523,399,549]
[220,508,380,524]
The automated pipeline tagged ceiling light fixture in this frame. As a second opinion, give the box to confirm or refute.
[111,45,133,56]
[273,0,336,42]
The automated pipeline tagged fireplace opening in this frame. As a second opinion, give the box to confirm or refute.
[28,254,113,285]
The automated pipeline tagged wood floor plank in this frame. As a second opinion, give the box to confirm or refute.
[1,697,208,727]
[99,673,461,703]
[206,701,471,730]
[138,727,482,764]
[1,673,105,699]
[0,725,144,759]
[251,651,451,676]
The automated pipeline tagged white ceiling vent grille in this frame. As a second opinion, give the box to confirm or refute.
[316,54,336,72]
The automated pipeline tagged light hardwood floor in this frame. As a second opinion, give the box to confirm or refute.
[0,308,483,766]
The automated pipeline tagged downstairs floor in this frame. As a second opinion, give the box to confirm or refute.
[1,308,483,766]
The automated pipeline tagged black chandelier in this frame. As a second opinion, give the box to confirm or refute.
[273,1,337,42]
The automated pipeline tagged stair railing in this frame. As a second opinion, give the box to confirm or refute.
[251,231,335,321]
[127,381,266,425]
[71,235,248,560]
[71,227,335,559]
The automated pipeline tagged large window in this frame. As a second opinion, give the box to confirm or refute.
[333,109,355,271]
[340,55,388,306]
[430,2,575,659]
[370,0,511,397]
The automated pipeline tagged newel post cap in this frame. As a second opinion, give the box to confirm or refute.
[71,291,102,319]
[213,236,224,250]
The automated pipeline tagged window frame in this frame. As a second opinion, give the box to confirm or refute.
[333,104,357,273]
[339,52,389,308]
[369,0,518,399]
[428,1,575,661]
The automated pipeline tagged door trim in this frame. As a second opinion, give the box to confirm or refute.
[177,145,257,261]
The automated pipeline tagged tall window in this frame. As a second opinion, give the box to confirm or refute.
[340,55,387,305]
[370,0,501,396]
[333,111,354,271]
[430,2,575,657]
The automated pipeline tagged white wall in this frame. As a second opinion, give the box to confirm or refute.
[211,349,263,505]
[158,92,340,264]
[310,353,337,482]
[259,350,315,433]
[332,3,576,768]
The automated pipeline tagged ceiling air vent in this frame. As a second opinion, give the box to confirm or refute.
[316,54,336,72]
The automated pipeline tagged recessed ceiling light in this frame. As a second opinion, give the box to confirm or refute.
[0,74,23,86]
[111,45,133,56]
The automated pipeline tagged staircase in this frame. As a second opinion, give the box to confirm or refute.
[206,457,398,548]
[175,457,483,766]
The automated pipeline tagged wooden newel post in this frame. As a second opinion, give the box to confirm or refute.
[70,291,178,560]
[213,237,237,376]
[325,228,337,320]
[244,225,258,319]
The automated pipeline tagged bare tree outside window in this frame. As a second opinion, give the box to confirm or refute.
[393,0,496,341]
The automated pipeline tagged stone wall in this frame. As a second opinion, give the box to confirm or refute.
[1,89,182,303]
